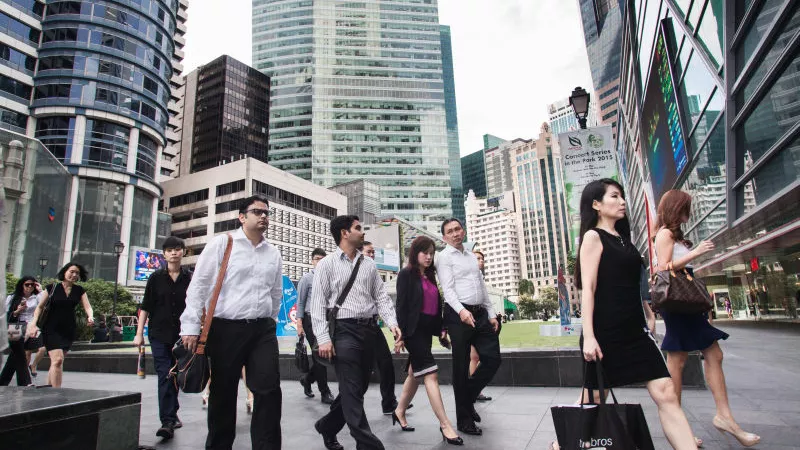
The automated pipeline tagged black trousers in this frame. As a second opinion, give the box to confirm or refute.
[301,315,331,395]
[445,305,501,427]
[372,328,396,410]
[0,338,31,386]
[316,321,384,450]
[206,317,281,450]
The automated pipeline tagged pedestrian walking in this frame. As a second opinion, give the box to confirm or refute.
[296,247,335,405]
[180,195,283,450]
[26,262,94,388]
[470,250,491,403]
[436,218,500,436]
[1,276,39,386]
[360,240,402,414]
[654,189,760,448]
[571,179,696,450]
[393,236,463,445]
[132,236,191,440]
[311,215,401,450]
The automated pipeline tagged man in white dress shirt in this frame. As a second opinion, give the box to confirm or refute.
[180,195,283,450]
[435,218,500,436]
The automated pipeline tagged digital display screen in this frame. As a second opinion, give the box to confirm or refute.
[133,249,166,281]
[640,23,688,202]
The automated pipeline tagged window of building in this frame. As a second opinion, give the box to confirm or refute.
[35,116,76,163]
[0,73,32,101]
[170,189,209,208]
[72,178,126,280]
[130,188,154,248]
[83,119,130,172]
[695,0,724,67]
[216,179,245,197]
[214,219,239,233]
[136,134,158,180]
[0,106,27,133]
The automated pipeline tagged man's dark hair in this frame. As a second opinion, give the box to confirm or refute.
[330,215,360,246]
[440,217,463,235]
[311,248,327,258]
[162,236,186,251]
[238,195,269,214]
[473,250,485,258]
[57,261,89,282]
[363,241,373,247]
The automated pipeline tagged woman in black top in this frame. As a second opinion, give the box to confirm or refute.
[574,179,696,450]
[27,262,94,387]
[393,236,462,445]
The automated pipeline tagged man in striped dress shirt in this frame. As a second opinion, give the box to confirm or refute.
[311,215,401,450]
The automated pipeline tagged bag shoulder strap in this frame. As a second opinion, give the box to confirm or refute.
[331,255,363,314]
[196,233,234,355]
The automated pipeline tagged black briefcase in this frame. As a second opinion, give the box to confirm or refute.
[170,342,210,394]
[295,335,310,373]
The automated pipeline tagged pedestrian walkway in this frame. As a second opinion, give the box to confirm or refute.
[55,324,797,449]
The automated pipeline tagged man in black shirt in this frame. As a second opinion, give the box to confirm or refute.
[133,236,192,440]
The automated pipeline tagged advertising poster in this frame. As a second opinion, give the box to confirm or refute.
[640,24,688,203]
[558,266,571,326]
[374,248,400,272]
[277,275,298,336]
[133,249,166,281]
[558,125,618,254]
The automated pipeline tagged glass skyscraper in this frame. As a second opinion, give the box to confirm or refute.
[252,0,454,231]
[440,25,464,224]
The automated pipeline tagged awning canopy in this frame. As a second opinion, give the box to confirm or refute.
[504,298,518,311]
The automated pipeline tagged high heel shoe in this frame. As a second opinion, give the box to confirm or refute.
[712,415,761,447]
[391,411,415,432]
[440,427,463,446]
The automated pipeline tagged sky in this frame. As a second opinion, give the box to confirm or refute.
[182,0,594,157]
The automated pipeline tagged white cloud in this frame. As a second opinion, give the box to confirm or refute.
[182,0,593,156]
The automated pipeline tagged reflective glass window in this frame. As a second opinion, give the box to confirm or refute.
[696,0,724,67]
[0,105,27,133]
[684,116,726,230]
[738,135,800,217]
[0,11,40,44]
[84,119,130,171]
[686,199,726,244]
[673,0,692,18]
[678,51,717,130]
[0,73,31,100]
[740,6,800,104]
[35,116,76,163]
[130,188,153,248]
[736,52,800,176]
[735,1,782,76]
[639,0,662,85]
[72,179,126,281]
[136,133,157,180]
[687,0,706,30]
[0,43,36,74]
[37,55,75,71]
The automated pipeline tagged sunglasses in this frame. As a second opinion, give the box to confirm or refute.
[24,283,35,287]
[246,208,271,217]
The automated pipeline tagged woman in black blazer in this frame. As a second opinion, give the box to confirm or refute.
[392,236,463,445]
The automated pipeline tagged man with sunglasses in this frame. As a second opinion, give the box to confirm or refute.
[180,195,284,450]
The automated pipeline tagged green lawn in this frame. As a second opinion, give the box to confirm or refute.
[380,320,579,350]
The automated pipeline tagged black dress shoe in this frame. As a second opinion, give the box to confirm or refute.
[156,422,175,439]
[314,421,343,450]
[476,393,492,402]
[471,407,481,423]
[172,418,182,429]
[300,377,315,398]
[457,423,483,436]
[321,391,334,405]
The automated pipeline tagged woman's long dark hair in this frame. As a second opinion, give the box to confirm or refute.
[574,178,631,289]
[406,236,437,284]
[7,275,38,320]
[56,262,88,282]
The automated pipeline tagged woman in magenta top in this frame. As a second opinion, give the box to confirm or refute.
[393,236,463,445]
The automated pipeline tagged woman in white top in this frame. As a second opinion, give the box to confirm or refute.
[654,190,759,447]
[0,276,40,385]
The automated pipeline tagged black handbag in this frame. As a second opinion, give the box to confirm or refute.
[312,255,363,364]
[170,233,233,394]
[294,334,309,373]
[551,362,655,449]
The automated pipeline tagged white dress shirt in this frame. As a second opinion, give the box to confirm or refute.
[435,245,496,317]
[5,293,40,323]
[180,228,283,336]
[310,249,398,346]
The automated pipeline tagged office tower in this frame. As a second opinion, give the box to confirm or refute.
[440,25,464,224]
[252,0,454,232]
[329,179,381,225]
[173,55,270,176]
[547,95,598,136]
[461,149,487,199]
[0,0,186,281]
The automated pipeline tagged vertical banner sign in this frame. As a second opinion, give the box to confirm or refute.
[559,125,618,254]
[558,265,571,326]
[277,275,298,336]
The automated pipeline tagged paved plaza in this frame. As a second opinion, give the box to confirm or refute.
[55,324,798,449]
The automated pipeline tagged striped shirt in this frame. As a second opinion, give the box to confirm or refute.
[310,248,398,345]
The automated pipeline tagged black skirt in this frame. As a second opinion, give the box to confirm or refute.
[580,327,670,389]
[403,314,438,378]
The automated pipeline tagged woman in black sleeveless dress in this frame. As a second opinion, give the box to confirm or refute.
[27,262,94,387]
[573,179,696,450]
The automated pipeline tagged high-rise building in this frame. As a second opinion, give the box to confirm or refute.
[252,0,454,232]
[461,150,487,199]
[440,25,464,224]
[464,190,521,298]
[486,138,530,200]
[0,0,186,281]
[511,124,574,296]
[172,55,270,176]
[483,134,507,151]
[547,95,598,137]
[329,179,381,225]
[616,0,799,319]
[577,0,623,137]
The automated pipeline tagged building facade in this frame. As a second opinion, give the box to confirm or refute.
[329,179,381,225]
[161,157,346,282]
[461,149,487,199]
[511,124,575,297]
[578,0,624,138]
[440,25,464,225]
[616,0,799,318]
[0,0,186,281]
[547,94,599,137]
[486,138,530,200]
[464,189,521,298]
[174,55,270,175]
[252,0,455,232]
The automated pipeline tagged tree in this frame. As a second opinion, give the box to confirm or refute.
[6,272,18,295]
[517,294,536,319]
[566,254,577,275]
[537,287,559,320]
[518,279,534,296]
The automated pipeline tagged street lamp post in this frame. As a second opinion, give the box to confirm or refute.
[569,86,591,129]
[38,255,48,282]
[111,240,125,342]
